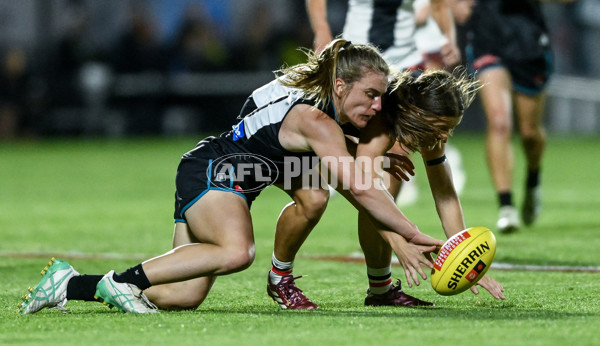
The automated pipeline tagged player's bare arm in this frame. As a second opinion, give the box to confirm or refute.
[430,0,461,67]
[421,144,505,299]
[305,0,333,53]
[421,143,466,238]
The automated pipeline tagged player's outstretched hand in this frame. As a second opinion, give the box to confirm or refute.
[384,231,443,288]
[471,275,506,299]
[394,242,438,288]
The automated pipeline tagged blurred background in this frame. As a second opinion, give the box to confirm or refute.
[0,0,598,140]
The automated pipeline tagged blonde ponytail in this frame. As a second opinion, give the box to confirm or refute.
[277,39,389,108]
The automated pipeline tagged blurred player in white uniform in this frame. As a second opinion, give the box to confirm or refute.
[341,0,424,69]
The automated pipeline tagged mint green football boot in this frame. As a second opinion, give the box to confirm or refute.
[94,270,158,314]
[17,258,79,314]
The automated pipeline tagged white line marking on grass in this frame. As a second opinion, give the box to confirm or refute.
[306,252,600,273]
[0,251,150,261]
[490,263,600,273]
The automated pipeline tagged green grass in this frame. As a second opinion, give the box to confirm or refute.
[1,134,599,345]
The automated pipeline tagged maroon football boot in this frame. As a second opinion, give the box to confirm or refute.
[364,280,434,307]
[267,274,319,310]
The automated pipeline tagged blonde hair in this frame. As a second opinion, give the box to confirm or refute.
[276,38,389,108]
[383,68,480,152]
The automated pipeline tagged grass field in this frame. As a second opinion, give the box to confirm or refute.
[1,134,599,345]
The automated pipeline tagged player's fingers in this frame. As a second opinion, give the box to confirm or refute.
[420,245,437,253]
[492,284,506,299]
[403,268,414,288]
[404,263,422,287]
[395,172,409,182]
[423,251,434,264]
[385,152,415,169]
[474,276,506,299]
[384,166,407,182]
[410,268,421,287]
[410,233,444,247]
[478,280,506,299]
[407,259,424,285]
[416,265,428,281]
[391,167,410,181]
[400,162,415,175]
[396,162,415,176]
[419,254,434,269]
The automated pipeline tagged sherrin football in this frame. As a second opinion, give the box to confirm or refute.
[431,226,496,296]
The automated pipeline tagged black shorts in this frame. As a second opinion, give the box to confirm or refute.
[467,48,553,96]
[173,138,261,223]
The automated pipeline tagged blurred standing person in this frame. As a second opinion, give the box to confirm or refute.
[228,1,278,71]
[111,4,166,74]
[0,48,32,140]
[110,3,167,135]
[575,0,600,77]
[167,3,229,73]
[465,0,554,233]
[229,0,313,71]
[53,1,94,108]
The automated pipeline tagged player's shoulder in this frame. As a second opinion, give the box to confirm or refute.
[288,102,339,136]
[360,115,394,148]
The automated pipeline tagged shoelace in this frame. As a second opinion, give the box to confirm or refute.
[48,298,70,313]
[387,280,405,298]
[280,276,307,304]
[140,292,158,310]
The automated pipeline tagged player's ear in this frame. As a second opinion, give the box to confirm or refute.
[334,77,346,98]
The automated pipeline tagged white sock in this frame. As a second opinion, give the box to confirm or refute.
[269,253,294,285]
[367,265,393,295]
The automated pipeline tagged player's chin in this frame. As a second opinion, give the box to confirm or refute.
[357,115,374,127]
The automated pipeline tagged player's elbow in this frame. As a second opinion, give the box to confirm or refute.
[348,183,370,200]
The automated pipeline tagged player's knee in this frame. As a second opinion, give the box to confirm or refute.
[521,129,536,144]
[222,244,256,273]
[296,189,329,221]
[487,116,512,136]
[520,124,545,143]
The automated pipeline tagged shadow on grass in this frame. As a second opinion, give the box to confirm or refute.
[7,301,596,321]
[195,303,595,321]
